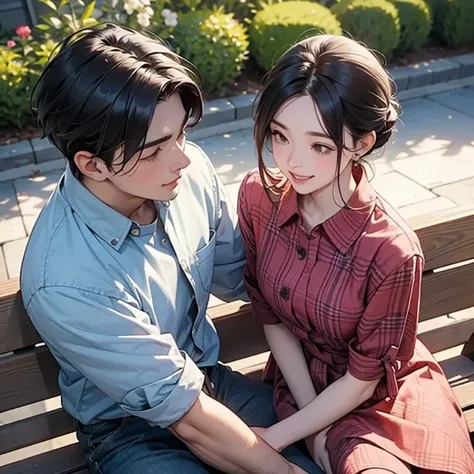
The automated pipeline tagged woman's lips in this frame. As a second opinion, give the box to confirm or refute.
[289,171,314,183]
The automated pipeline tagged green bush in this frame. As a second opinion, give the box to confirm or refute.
[0,38,58,129]
[173,9,249,94]
[389,0,431,53]
[428,0,474,47]
[0,49,37,128]
[249,1,342,71]
[332,0,400,59]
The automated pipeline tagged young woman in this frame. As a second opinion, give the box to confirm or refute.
[238,35,474,474]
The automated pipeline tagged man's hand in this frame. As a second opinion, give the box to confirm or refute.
[170,391,305,474]
[305,426,332,474]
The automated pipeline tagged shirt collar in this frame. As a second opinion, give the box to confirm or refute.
[276,164,377,254]
[60,165,134,250]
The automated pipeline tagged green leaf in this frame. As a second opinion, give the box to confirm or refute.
[40,0,58,11]
[35,23,51,31]
[81,0,96,21]
[82,17,97,27]
[60,0,69,7]
[49,17,63,28]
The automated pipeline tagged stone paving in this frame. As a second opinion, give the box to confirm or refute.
[0,88,474,282]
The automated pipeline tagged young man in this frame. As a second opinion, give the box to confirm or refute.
[20,24,322,474]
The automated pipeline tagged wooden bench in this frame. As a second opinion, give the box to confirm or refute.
[1,205,474,473]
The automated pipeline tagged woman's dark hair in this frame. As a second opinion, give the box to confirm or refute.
[32,23,203,178]
[254,34,400,197]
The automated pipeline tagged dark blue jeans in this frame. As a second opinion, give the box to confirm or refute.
[76,364,323,474]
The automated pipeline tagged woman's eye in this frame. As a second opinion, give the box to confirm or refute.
[271,130,288,143]
[313,144,333,155]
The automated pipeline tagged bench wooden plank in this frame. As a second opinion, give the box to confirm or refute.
[420,264,474,322]
[418,315,474,353]
[408,205,474,272]
[0,443,85,474]
[0,346,60,412]
[0,281,40,355]
[0,408,75,456]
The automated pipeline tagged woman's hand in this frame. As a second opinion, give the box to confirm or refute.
[306,425,332,473]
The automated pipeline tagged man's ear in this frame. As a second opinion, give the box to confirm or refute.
[74,151,112,182]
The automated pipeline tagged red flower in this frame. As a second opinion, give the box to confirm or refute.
[15,25,32,38]
[7,40,16,48]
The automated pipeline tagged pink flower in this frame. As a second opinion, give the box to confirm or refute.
[15,25,31,38]
[7,40,16,48]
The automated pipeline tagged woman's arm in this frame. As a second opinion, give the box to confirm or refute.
[264,323,317,409]
[260,371,379,451]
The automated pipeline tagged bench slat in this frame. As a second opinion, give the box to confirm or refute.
[0,346,60,412]
[408,205,474,271]
[0,443,85,474]
[0,282,39,355]
[0,408,74,456]
[418,315,474,353]
[420,264,474,322]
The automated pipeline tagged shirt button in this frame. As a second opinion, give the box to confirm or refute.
[110,238,118,246]
[297,246,306,259]
[131,227,140,237]
[162,238,168,245]
[280,286,290,300]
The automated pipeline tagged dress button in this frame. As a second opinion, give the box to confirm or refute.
[280,286,290,300]
[131,227,140,237]
[297,246,306,259]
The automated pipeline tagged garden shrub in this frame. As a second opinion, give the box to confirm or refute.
[250,1,342,71]
[332,0,401,59]
[173,9,249,94]
[428,0,474,47]
[389,0,431,53]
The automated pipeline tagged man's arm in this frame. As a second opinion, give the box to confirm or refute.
[171,391,307,474]
[25,286,303,474]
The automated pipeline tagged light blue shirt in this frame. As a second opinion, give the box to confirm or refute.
[20,142,247,428]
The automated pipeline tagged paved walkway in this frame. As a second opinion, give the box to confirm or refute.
[1,87,474,282]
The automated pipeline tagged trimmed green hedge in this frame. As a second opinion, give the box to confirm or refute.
[389,0,431,53]
[250,1,342,71]
[173,10,249,94]
[428,0,474,47]
[332,0,401,59]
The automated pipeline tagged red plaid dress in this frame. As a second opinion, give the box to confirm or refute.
[237,165,474,474]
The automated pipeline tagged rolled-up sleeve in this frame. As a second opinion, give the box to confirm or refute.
[26,286,204,428]
[347,255,423,399]
[237,174,281,325]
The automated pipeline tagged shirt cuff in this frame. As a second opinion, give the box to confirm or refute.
[119,352,204,428]
[348,343,399,399]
